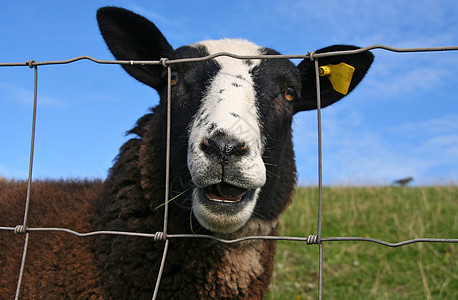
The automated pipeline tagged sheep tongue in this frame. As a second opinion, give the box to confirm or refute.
[216,182,247,200]
[206,183,247,202]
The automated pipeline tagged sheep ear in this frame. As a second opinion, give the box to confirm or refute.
[97,7,174,91]
[293,45,374,113]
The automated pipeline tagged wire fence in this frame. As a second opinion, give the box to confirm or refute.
[1,44,458,299]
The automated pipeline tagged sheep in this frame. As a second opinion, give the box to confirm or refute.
[0,6,374,299]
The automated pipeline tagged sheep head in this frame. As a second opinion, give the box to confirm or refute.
[97,7,374,236]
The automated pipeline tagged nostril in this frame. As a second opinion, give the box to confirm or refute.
[201,138,220,155]
[231,141,247,156]
[200,137,248,164]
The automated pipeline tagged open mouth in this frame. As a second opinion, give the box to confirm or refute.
[204,182,249,203]
[192,183,258,233]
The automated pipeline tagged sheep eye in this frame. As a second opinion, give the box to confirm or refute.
[283,87,296,101]
[170,72,180,86]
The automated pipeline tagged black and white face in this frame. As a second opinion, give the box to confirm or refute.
[96,6,374,236]
[164,39,301,233]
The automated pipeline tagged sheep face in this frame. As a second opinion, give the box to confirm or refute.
[159,39,299,234]
[97,7,374,235]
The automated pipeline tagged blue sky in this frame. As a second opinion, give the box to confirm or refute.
[1,0,457,185]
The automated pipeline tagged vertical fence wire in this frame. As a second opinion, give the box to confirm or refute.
[14,64,38,300]
[152,61,173,300]
[312,54,325,300]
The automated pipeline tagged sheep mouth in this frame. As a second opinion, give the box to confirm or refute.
[192,184,258,233]
[204,182,248,203]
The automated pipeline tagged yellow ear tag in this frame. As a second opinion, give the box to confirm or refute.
[319,63,355,95]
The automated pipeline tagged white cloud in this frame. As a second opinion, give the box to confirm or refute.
[127,4,175,26]
[367,65,448,98]
[0,163,28,179]
[294,108,458,185]
[0,82,66,107]
[391,114,458,137]
[362,50,458,102]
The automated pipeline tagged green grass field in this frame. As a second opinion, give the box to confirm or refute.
[267,186,457,299]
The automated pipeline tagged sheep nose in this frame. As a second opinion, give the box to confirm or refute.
[201,137,248,165]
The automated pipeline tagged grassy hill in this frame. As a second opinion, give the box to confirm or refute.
[267,186,457,299]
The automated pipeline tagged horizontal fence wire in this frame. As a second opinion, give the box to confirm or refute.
[1,226,456,247]
[2,45,458,68]
[1,44,457,299]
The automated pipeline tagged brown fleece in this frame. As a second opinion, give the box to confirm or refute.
[0,180,107,299]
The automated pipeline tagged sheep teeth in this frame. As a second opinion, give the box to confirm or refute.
[205,193,243,203]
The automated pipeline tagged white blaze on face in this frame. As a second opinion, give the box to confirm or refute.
[187,39,267,189]
[186,39,269,233]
